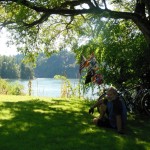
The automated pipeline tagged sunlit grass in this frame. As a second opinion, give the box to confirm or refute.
[0,95,150,150]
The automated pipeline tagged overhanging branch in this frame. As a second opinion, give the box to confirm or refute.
[23,13,50,28]
[0,0,150,44]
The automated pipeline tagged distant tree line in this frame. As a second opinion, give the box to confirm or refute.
[34,51,79,78]
[0,55,33,79]
[0,50,79,79]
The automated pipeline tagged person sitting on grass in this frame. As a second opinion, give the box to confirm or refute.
[89,87,127,134]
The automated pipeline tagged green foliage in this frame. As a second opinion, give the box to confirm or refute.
[0,55,19,79]
[74,19,149,89]
[0,0,150,60]
[0,55,34,79]
[97,20,148,87]
[54,75,67,80]
[54,75,81,98]
[34,50,79,78]
[9,83,24,95]
[1,0,150,90]
[0,78,24,95]
[0,51,79,79]
[20,62,33,79]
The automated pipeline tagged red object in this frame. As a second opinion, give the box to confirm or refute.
[92,74,103,85]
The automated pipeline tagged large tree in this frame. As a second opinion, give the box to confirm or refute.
[0,0,150,54]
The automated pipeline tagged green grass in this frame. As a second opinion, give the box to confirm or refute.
[0,95,150,150]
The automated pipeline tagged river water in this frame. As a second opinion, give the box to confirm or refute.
[7,78,99,99]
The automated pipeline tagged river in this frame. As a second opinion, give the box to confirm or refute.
[7,78,99,99]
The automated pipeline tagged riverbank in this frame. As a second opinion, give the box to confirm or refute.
[6,78,100,99]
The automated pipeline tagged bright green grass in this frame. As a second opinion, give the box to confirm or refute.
[0,95,150,150]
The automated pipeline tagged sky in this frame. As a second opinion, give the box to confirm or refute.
[0,29,19,56]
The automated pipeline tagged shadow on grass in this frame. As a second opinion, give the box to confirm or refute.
[0,99,150,150]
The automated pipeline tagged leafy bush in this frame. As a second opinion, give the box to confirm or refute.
[0,78,24,95]
[54,75,81,98]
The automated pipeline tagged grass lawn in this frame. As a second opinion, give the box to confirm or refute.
[0,95,150,150]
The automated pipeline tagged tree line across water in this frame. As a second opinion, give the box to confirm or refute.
[0,50,79,79]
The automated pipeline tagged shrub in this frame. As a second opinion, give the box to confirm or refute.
[0,78,24,95]
[54,75,80,98]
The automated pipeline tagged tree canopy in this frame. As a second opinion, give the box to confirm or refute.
[0,0,150,87]
[0,0,150,55]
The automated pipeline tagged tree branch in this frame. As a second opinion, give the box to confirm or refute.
[0,20,16,28]
[23,13,50,28]
[60,0,92,8]
[0,0,150,44]
[0,0,145,19]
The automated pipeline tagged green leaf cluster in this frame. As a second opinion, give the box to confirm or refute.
[0,78,24,95]
[0,55,33,79]
[74,19,149,88]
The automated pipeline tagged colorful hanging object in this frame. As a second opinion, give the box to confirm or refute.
[87,54,97,72]
[79,55,89,74]
[79,53,103,85]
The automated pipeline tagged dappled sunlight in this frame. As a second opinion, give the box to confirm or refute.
[0,95,38,102]
[0,108,15,120]
[33,109,50,114]
[0,95,150,150]
[80,126,101,134]
[135,139,150,150]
